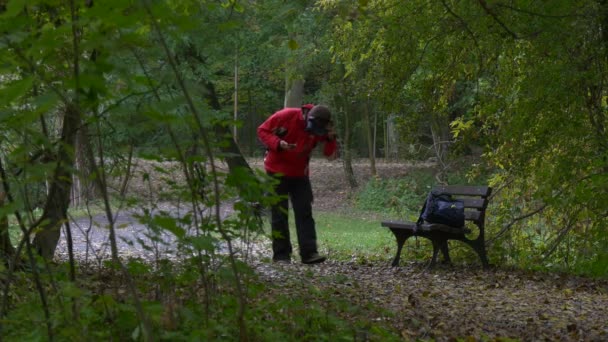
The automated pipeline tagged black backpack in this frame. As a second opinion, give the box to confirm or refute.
[417,190,465,227]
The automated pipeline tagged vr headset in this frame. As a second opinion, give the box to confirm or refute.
[305,116,331,136]
[304,105,332,136]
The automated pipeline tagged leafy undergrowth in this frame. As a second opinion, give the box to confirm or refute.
[1,258,398,341]
[253,259,608,341]
[4,252,608,341]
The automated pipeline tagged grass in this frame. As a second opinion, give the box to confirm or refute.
[264,210,435,264]
[260,208,491,266]
[315,210,481,265]
[315,211,395,263]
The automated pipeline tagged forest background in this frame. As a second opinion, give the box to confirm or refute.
[0,0,607,340]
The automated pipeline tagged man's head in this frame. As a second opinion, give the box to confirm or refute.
[305,105,332,136]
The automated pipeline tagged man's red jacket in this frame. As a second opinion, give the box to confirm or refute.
[257,107,338,177]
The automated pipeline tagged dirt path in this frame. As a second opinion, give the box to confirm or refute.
[55,202,235,263]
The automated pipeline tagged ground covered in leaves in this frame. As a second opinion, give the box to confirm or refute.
[252,258,608,341]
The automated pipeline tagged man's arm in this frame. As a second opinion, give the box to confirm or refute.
[257,112,283,151]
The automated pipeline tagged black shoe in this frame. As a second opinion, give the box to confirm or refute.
[301,253,326,264]
[273,257,291,264]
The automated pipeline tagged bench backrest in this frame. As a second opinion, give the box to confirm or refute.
[433,185,492,227]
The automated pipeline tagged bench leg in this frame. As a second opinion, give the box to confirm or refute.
[440,241,451,264]
[477,242,490,269]
[464,239,489,268]
[431,239,450,266]
[389,229,412,267]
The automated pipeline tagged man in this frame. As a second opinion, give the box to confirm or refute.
[257,104,338,264]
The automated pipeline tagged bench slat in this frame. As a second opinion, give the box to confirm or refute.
[381,210,481,224]
[464,210,482,221]
[426,223,471,234]
[461,198,488,209]
[434,185,491,197]
[381,220,416,229]
[381,220,472,234]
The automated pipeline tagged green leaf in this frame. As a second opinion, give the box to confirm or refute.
[187,235,216,252]
[0,76,34,103]
[127,259,151,275]
[0,200,21,218]
[152,216,185,239]
[31,92,60,115]
[288,39,299,50]
[60,281,84,299]
[79,73,108,94]
[0,0,27,19]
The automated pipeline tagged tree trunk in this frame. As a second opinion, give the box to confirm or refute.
[363,98,377,176]
[430,113,451,184]
[204,81,253,172]
[33,104,80,259]
[338,97,358,189]
[248,88,257,156]
[284,78,305,108]
[373,108,378,158]
[0,192,15,263]
[72,124,98,207]
[332,62,358,189]
[386,114,399,160]
[233,47,239,144]
[119,143,135,198]
[181,44,255,180]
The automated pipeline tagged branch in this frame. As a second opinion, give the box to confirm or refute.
[2,38,70,105]
[440,0,486,74]
[98,89,158,116]
[486,177,514,202]
[440,0,480,48]
[0,156,51,337]
[495,3,585,19]
[486,171,606,246]
[487,202,548,245]
[542,208,581,260]
[142,1,249,340]
[390,34,437,95]
[477,0,519,39]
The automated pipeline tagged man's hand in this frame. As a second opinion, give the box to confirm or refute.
[279,140,296,150]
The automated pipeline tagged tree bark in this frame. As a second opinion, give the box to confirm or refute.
[0,192,15,263]
[180,44,255,179]
[284,78,305,108]
[203,80,254,174]
[363,98,377,176]
[32,104,80,259]
[72,124,98,207]
[337,96,358,189]
[430,113,450,185]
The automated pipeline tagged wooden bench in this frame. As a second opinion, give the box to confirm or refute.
[381,185,492,268]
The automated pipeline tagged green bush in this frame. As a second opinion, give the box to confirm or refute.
[354,169,434,219]
[354,165,491,219]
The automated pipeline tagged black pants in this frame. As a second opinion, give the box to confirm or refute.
[269,174,318,260]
